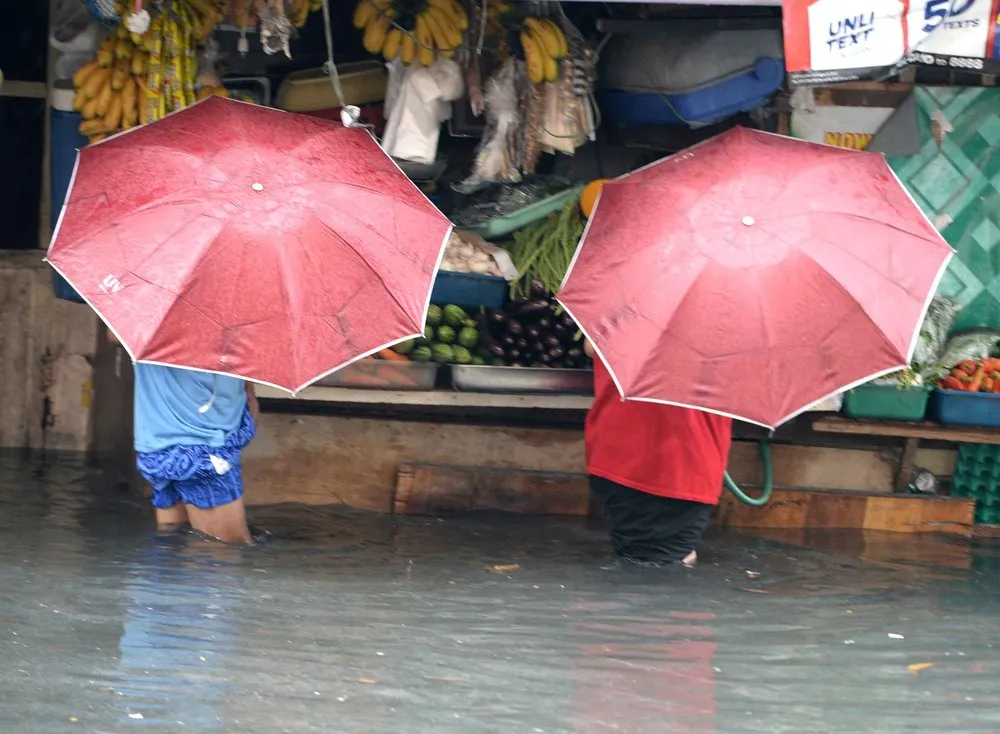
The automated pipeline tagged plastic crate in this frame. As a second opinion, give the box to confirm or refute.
[930,389,1000,428]
[599,57,783,127]
[841,384,931,421]
[430,271,508,310]
[951,444,1000,525]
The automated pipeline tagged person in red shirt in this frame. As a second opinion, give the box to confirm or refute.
[584,340,733,566]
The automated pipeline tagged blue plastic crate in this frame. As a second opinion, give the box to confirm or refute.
[930,389,1000,428]
[430,271,508,310]
[599,57,783,127]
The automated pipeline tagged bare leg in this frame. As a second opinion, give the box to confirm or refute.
[681,550,697,567]
[155,503,189,530]
[185,498,252,544]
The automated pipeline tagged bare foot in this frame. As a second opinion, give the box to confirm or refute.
[681,550,698,567]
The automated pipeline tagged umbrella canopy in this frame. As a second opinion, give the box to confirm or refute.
[46,97,452,393]
[557,127,953,428]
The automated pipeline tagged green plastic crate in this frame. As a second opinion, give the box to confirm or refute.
[951,444,1000,525]
[841,384,931,421]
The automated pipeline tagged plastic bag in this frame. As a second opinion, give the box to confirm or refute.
[913,296,960,370]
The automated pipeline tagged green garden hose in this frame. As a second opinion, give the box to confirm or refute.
[724,440,773,506]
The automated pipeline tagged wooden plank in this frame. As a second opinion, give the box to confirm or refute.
[395,464,591,516]
[257,385,593,410]
[718,488,973,533]
[813,416,1000,445]
[395,463,974,532]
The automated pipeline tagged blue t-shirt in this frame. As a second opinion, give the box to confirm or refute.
[133,364,247,453]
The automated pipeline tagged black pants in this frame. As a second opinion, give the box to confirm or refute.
[589,475,714,564]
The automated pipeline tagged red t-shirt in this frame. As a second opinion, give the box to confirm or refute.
[585,359,733,505]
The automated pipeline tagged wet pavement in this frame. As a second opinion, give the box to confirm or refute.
[2,455,1000,733]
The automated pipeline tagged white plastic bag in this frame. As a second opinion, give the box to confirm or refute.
[382,58,464,164]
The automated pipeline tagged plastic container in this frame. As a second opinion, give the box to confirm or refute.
[465,185,584,240]
[430,271,508,310]
[275,61,388,112]
[313,360,439,390]
[451,365,594,394]
[50,90,88,304]
[841,384,931,422]
[930,389,1000,428]
[599,57,784,127]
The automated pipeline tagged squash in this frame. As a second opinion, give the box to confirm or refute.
[580,179,610,219]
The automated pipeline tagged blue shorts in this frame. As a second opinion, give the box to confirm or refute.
[136,409,257,510]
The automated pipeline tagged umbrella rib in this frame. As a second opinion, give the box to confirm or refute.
[308,213,418,330]
[779,209,945,246]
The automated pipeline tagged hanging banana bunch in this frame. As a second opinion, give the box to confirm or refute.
[517,16,568,84]
[353,0,469,66]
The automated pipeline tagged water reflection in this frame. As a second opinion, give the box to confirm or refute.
[2,455,1000,733]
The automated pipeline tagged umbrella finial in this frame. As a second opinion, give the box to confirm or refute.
[742,216,756,227]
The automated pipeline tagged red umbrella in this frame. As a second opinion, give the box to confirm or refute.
[557,127,953,428]
[46,97,451,393]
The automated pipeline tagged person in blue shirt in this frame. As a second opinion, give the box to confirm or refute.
[109,330,258,544]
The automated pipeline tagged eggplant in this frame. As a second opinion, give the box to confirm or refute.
[563,357,578,369]
[476,313,507,358]
[544,334,561,350]
[539,352,552,364]
[506,319,524,336]
[516,337,528,349]
[512,360,528,367]
[489,309,507,326]
[538,316,552,330]
[514,299,550,319]
[502,334,516,347]
[529,280,548,299]
[566,347,583,360]
[560,314,576,330]
[506,348,521,361]
[525,325,541,340]
[553,324,569,342]
[528,341,545,357]
[548,346,565,360]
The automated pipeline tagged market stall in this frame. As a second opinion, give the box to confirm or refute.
[62,1,993,531]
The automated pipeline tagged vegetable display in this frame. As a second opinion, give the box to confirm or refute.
[505,203,585,299]
[475,281,591,369]
[938,359,1000,393]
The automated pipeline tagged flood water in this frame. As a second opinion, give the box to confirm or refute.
[2,456,1000,733]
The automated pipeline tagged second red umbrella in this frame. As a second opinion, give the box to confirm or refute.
[46,97,452,393]
[558,127,954,428]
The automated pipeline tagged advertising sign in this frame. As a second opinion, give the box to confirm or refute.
[784,0,1000,84]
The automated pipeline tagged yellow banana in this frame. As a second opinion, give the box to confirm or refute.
[419,46,435,66]
[72,85,88,111]
[363,13,390,54]
[81,97,100,119]
[130,49,148,77]
[213,87,230,98]
[95,80,114,116]
[524,17,560,59]
[382,28,403,60]
[426,7,460,48]
[103,92,124,130]
[353,0,376,30]
[79,119,107,137]
[421,10,449,50]
[415,14,433,51]
[197,85,215,100]
[401,31,416,64]
[96,39,115,68]
[115,37,133,61]
[540,18,568,58]
[82,66,112,99]
[543,53,558,82]
[520,31,544,84]
[110,59,129,91]
[122,77,138,128]
[72,60,101,88]
[427,0,466,29]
